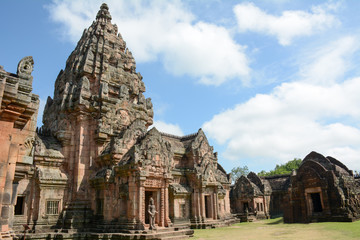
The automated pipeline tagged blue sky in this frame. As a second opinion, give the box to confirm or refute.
[1,0,360,174]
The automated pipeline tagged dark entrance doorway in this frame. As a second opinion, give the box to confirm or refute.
[14,196,25,215]
[243,202,249,213]
[310,193,323,213]
[205,195,211,218]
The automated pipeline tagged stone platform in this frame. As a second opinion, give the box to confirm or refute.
[191,216,239,229]
[18,226,194,240]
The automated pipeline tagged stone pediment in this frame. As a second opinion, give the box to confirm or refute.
[35,165,68,186]
[119,127,174,175]
[34,133,64,162]
[169,183,191,195]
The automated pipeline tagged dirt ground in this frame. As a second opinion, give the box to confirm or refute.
[192,218,360,240]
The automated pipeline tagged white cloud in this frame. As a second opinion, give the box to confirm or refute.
[203,36,360,171]
[151,120,184,136]
[47,0,250,86]
[234,2,339,46]
[299,36,359,85]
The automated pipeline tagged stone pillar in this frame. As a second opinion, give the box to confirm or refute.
[197,190,202,221]
[263,195,268,217]
[213,192,218,220]
[160,187,165,227]
[164,182,171,227]
[127,180,137,223]
[200,189,205,220]
[1,143,18,232]
[252,198,256,212]
[73,115,85,199]
[139,183,144,223]
[191,189,197,221]
[0,134,11,232]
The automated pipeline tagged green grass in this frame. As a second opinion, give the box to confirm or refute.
[192,218,360,240]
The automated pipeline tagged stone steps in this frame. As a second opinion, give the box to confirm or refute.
[0,232,13,240]
[20,226,194,239]
[191,217,238,229]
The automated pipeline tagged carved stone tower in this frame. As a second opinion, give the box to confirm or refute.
[41,3,153,226]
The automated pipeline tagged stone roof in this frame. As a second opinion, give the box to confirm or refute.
[160,131,198,154]
[302,151,353,176]
[34,133,64,159]
[169,183,191,195]
[263,175,290,192]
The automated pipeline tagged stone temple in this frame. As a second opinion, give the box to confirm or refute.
[1,3,360,240]
[0,3,234,239]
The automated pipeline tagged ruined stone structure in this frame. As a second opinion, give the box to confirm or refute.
[284,151,360,223]
[230,172,289,221]
[0,58,39,239]
[0,4,234,239]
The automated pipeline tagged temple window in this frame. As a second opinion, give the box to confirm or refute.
[46,200,60,215]
[14,196,25,215]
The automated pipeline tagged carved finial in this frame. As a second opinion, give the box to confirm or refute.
[17,56,34,80]
[96,3,112,21]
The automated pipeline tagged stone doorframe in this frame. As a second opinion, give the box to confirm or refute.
[304,187,324,216]
[139,178,171,228]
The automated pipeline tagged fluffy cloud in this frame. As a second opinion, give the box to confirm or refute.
[299,36,360,85]
[151,120,184,136]
[234,2,339,45]
[47,0,250,86]
[203,36,360,171]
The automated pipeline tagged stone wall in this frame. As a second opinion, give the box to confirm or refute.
[0,57,39,238]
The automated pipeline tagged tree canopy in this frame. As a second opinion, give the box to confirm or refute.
[230,165,249,183]
[258,158,302,176]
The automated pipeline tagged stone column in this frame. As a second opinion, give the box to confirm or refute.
[73,115,85,199]
[263,195,268,217]
[200,189,205,220]
[213,192,218,220]
[197,190,202,221]
[127,179,137,224]
[1,143,18,232]
[160,187,165,227]
[191,189,197,221]
[164,182,171,227]
[0,136,11,232]
[139,183,144,224]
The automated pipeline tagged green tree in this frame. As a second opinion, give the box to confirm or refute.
[231,165,249,183]
[258,158,302,176]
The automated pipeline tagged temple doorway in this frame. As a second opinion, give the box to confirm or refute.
[243,202,249,212]
[205,195,212,219]
[145,190,159,225]
[310,193,323,213]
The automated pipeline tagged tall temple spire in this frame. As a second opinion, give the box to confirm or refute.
[96,3,112,21]
[43,3,153,143]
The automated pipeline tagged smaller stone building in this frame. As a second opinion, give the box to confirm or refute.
[230,172,289,220]
[284,151,360,223]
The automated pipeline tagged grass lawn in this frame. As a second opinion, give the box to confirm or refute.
[192,218,360,240]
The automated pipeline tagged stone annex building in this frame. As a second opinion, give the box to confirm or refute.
[0,4,235,239]
[1,3,360,240]
[231,151,360,223]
